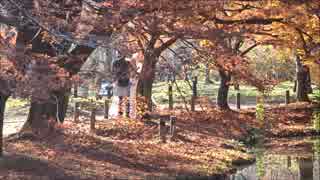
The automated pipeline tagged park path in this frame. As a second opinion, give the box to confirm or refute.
[3,105,107,137]
[3,105,28,137]
[3,98,286,137]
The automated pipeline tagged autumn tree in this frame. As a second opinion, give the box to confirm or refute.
[0,27,19,156]
[0,0,107,133]
[257,0,320,101]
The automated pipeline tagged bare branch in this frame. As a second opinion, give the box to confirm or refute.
[240,43,259,57]
[155,37,178,55]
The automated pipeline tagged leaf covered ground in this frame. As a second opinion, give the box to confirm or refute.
[1,102,317,180]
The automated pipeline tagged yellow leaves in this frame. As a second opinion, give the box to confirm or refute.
[304,56,320,86]
[268,0,281,8]
[199,39,214,48]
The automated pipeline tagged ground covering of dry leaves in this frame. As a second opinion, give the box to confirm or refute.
[1,102,317,180]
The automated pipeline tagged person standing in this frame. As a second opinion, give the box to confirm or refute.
[110,57,130,117]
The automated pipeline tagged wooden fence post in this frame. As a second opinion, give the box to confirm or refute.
[168,83,173,110]
[73,83,80,122]
[90,104,96,133]
[125,97,130,117]
[104,99,109,119]
[191,77,198,111]
[74,83,78,97]
[74,102,80,122]
[285,90,290,105]
[169,116,176,138]
[236,92,241,109]
[159,118,166,143]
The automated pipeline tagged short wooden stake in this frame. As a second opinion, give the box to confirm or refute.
[74,84,78,97]
[285,90,290,104]
[168,84,173,110]
[74,102,80,122]
[159,118,166,143]
[191,77,198,111]
[104,99,109,119]
[90,107,96,133]
[126,98,130,118]
[191,96,195,112]
[236,92,241,109]
[169,116,177,138]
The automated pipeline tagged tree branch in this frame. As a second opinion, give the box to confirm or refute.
[296,27,310,55]
[213,17,283,25]
[155,37,178,55]
[240,43,259,57]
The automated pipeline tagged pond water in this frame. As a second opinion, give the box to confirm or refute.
[230,108,320,180]
[230,137,320,180]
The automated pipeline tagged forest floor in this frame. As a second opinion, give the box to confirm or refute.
[1,102,319,180]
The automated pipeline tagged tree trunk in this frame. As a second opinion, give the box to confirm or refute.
[0,94,9,157]
[217,70,231,110]
[56,89,71,123]
[205,65,212,84]
[22,44,94,133]
[137,74,155,112]
[298,158,313,180]
[21,89,70,134]
[296,56,310,102]
[137,54,157,112]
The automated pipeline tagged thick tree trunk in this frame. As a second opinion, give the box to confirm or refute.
[0,94,9,157]
[22,44,93,133]
[138,77,154,111]
[21,89,70,134]
[217,70,231,110]
[296,56,311,102]
[137,54,157,112]
[56,89,71,122]
[298,158,313,179]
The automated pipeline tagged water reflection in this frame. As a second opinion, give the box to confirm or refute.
[230,137,320,180]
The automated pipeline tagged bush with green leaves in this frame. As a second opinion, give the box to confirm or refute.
[313,108,320,132]
[73,97,109,111]
[310,88,320,103]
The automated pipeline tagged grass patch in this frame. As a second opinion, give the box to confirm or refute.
[153,80,295,105]
[6,98,28,109]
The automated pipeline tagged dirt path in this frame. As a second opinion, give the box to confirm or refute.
[2,97,287,137]
[3,105,28,137]
[3,105,108,137]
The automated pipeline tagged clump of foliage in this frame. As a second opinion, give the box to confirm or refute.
[6,98,28,109]
[256,96,265,124]
[314,138,320,157]
[313,108,320,133]
[310,89,320,103]
[73,97,108,111]
[255,149,266,179]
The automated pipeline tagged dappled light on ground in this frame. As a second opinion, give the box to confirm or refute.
[1,102,317,179]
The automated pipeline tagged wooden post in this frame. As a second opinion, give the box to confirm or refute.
[169,116,176,138]
[168,83,173,110]
[90,105,96,133]
[236,92,241,109]
[285,90,290,104]
[74,83,78,97]
[74,101,80,122]
[159,118,166,143]
[104,99,109,119]
[73,83,80,122]
[191,77,198,111]
[125,98,130,118]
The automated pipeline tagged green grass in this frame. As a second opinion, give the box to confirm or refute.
[152,80,295,105]
[6,98,29,109]
[310,88,320,102]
